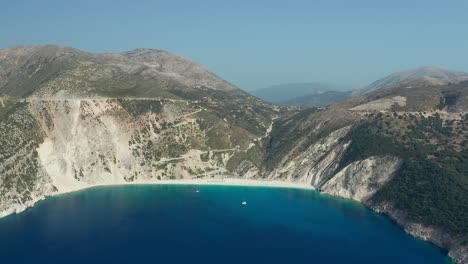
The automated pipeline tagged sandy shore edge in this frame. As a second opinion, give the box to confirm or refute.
[52,178,316,196]
[93,178,315,190]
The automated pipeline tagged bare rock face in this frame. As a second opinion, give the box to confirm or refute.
[450,245,468,264]
[320,156,401,202]
[269,125,402,204]
[270,126,352,184]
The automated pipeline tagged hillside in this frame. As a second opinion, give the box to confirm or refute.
[335,78,468,112]
[0,44,282,218]
[264,80,468,263]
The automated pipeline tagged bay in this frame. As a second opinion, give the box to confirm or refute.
[0,185,452,263]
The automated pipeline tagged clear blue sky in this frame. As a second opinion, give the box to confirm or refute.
[2,0,468,90]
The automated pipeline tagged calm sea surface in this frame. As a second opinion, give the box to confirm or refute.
[0,185,452,263]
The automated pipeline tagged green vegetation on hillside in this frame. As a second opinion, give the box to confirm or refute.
[265,108,318,169]
[226,144,265,173]
[341,112,468,239]
[118,99,164,116]
[0,103,51,203]
[0,100,17,121]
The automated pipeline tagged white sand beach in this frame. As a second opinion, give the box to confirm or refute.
[129,178,315,190]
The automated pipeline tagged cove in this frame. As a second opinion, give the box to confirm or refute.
[0,185,452,264]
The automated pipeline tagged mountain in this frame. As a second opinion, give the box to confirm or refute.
[0,45,466,263]
[0,44,281,218]
[354,66,468,95]
[335,78,468,112]
[281,90,352,107]
[250,82,351,103]
[265,80,468,263]
[0,45,241,99]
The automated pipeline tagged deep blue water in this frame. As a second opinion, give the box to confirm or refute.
[0,185,451,264]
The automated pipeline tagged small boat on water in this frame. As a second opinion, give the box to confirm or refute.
[196,190,200,193]
[242,201,247,205]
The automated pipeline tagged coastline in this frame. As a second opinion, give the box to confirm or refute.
[100,178,316,190]
[51,178,316,197]
[0,178,314,219]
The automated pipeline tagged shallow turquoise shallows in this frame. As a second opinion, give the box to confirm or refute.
[0,185,452,264]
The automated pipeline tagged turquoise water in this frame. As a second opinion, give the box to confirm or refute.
[0,185,452,263]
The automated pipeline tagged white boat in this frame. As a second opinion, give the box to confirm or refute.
[196,190,200,193]
[242,201,247,205]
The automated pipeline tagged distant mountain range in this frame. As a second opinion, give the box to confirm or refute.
[283,90,352,107]
[354,66,468,95]
[263,66,468,108]
[249,82,351,103]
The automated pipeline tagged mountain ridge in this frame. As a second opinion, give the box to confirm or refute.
[354,66,468,95]
[0,44,241,99]
[281,90,352,107]
[268,66,468,108]
[250,82,351,103]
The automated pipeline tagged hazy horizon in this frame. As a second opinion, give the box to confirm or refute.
[2,0,468,91]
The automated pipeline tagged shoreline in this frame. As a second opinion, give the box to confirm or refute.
[52,178,316,197]
[0,178,314,219]
[95,178,316,190]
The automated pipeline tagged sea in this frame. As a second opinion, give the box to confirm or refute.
[0,185,452,263]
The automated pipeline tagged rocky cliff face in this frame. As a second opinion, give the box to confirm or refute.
[369,202,467,264]
[268,123,402,203]
[320,156,401,202]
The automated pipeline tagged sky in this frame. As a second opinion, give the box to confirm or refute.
[1,0,468,91]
